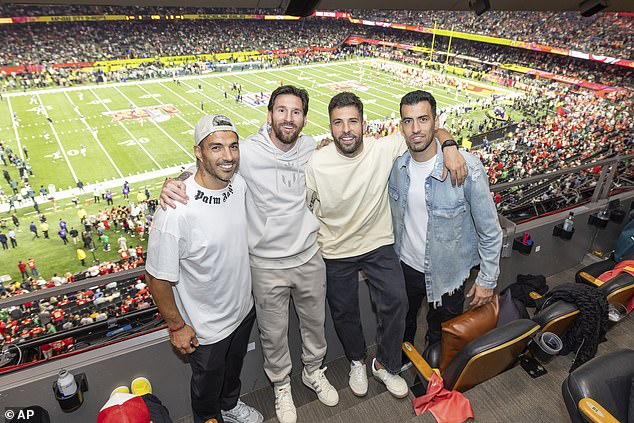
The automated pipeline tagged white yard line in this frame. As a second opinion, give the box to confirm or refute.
[36,93,79,182]
[6,97,24,161]
[62,91,124,178]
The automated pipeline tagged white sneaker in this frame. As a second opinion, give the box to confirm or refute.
[222,399,263,423]
[349,360,368,397]
[302,367,339,407]
[274,383,297,423]
[372,358,408,398]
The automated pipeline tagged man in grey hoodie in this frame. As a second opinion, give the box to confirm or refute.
[161,86,337,423]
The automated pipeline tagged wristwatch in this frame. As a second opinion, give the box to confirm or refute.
[441,139,459,150]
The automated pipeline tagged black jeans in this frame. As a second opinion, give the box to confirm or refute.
[142,393,173,423]
[325,245,407,374]
[401,261,465,346]
[189,306,255,423]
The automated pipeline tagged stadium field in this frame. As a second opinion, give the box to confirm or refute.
[0,59,520,193]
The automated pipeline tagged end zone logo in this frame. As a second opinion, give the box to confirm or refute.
[242,92,271,108]
[104,104,180,123]
[326,81,369,92]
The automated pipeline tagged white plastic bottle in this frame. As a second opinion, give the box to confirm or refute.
[57,369,78,398]
[563,212,575,232]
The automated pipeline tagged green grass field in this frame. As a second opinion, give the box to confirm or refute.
[0,58,522,280]
[0,59,519,190]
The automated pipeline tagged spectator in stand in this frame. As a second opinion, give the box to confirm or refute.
[80,312,94,325]
[51,273,66,286]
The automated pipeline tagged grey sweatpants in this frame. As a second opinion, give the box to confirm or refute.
[251,251,328,385]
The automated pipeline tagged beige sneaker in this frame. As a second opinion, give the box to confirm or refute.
[222,399,263,423]
[302,367,339,406]
[274,383,297,423]
[371,358,408,398]
[349,360,368,397]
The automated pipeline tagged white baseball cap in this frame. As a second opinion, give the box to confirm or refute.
[194,114,239,146]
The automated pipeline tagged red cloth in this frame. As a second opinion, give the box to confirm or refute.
[412,373,474,423]
[97,393,150,423]
[596,260,634,284]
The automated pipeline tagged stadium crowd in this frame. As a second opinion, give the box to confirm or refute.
[348,9,633,59]
[351,25,634,88]
[0,14,631,93]
[0,4,631,59]
[0,18,351,67]
[0,272,157,357]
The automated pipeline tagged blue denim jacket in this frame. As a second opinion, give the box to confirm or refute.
[388,140,503,305]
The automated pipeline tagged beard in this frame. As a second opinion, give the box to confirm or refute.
[334,132,363,155]
[271,120,301,145]
[200,159,236,185]
[406,134,435,153]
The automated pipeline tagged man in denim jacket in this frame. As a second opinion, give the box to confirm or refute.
[388,90,503,352]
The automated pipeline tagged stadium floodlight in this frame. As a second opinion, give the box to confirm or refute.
[469,0,491,16]
[579,0,608,16]
[284,0,321,17]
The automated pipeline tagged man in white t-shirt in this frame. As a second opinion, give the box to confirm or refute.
[146,114,263,423]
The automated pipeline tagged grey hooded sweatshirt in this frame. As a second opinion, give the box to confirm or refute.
[239,123,320,269]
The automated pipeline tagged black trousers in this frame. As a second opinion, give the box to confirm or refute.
[325,245,407,374]
[401,261,465,346]
[189,306,255,423]
[142,393,173,423]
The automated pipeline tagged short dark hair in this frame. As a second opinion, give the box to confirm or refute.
[400,90,437,118]
[328,92,363,119]
[268,85,309,116]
